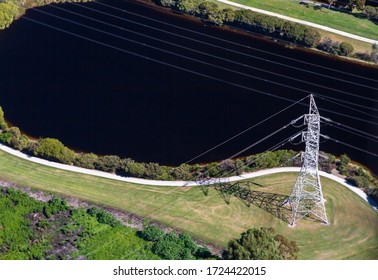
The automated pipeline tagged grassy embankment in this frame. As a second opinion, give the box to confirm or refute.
[211,0,375,52]
[0,149,377,259]
[229,0,378,40]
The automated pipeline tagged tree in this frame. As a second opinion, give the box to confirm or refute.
[0,106,8,130]
[339,42,354,56]
[156,0,175,7]
[364,6,377,19]
[74,152,99,169]
[141,225,165,242]
[303,28,321,47]
[338,154,350,175]
[222,228,283,260]
[153,232,194,260]
[33,138,75,164]
[222,8,235,23]
[124,161,145,178]
[353,0,366,10]
[274,234,299,260]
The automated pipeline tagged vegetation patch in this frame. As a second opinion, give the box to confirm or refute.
[0,187,160,259]
[0,150,377,259]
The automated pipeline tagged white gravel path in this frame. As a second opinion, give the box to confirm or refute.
[216,0,378,45]
[0,143,377,212]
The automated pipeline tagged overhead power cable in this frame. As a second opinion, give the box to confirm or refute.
[22,16,308,105]
[184,96,308,164]
[23,15,378,126]
[92,0,378,85]
[50,5,378,111]
[322,135,378,157]
[71,2,378,96]
[30,9,330,100]
[322,117,378,139]
[323,122,378,143]
[315,93,378,115]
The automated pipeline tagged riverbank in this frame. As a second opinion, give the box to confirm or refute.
[0,147,377,259]
[1,142,377,212]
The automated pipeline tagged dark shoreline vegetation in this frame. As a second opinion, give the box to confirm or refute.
[0,0,377,64]
[0,186,299,259]
[0,105,377,204]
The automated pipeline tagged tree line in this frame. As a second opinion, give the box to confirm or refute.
[0,105,377,196]
[158,0,322,47]
[0,0,92,30]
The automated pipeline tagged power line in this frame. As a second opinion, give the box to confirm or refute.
[322,117,378,139]
[323,122,378,143]
[30,9,328,101]
[21,16,307,105]
[226,120,297,160]
[72,2,378,96]
[184,95,309,164]
[315,94,378,117]
[50,5,378,112]
[22,15,378,126]
[93,0,378,85]
[322,135,378,157]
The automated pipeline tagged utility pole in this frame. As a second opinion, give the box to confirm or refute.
[288,95,328,227]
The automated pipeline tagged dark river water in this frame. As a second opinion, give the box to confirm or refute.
[0,0,377,172]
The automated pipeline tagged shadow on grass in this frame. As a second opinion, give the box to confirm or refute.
[210,182,292,223]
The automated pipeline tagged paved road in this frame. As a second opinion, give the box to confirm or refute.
[217,0,378,44]
[1,143,377,211]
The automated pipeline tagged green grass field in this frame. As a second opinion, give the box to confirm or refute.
[0,149,377,259]
[227,0,378,41]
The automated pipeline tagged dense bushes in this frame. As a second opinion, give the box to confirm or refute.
[34,138,75,164]
[0,0,92,30]
[87,207,120,227]
[140,224,214,259]
[156,0,322,47]
[222,227,298,260]
[0,1,20,30]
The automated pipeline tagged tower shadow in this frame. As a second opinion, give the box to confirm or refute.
[213,182,292,223]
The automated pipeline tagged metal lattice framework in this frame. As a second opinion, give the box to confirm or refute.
[288,95,328,226]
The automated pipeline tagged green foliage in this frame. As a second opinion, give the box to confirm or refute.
[141,225,165,241]
[95,155,123,173]
[222,227,284,260]
[0,187,50,259]
[34,138,75,164]
[74,153,98,169]
[87,207,120,227]
[0,106,8,130]
[338,154,350,175]
[37,219,50,229]
[152,232,195,260]
[0,131,11,144]
[303,28,321,47]
[124,161,146,178]
[177,0,202,14]
[339,42,354,56]
[223,8,235,22]
[43,197,69,218]
[364,6,378,20]
[156,0,176,7]
[346,176,370,189]
[274,234,299,260]
[0,1,20,30]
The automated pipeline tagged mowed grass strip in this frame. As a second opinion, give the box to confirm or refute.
[228,0,378,40]
[0,150,377,259]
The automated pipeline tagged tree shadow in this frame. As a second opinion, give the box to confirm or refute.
[212,182,292,223]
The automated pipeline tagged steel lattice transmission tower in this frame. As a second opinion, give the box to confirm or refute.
[288,95,328,227]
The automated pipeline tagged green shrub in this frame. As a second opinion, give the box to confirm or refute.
[141,225,165,242]
[87,207,120,227]
[34,138,75,164]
